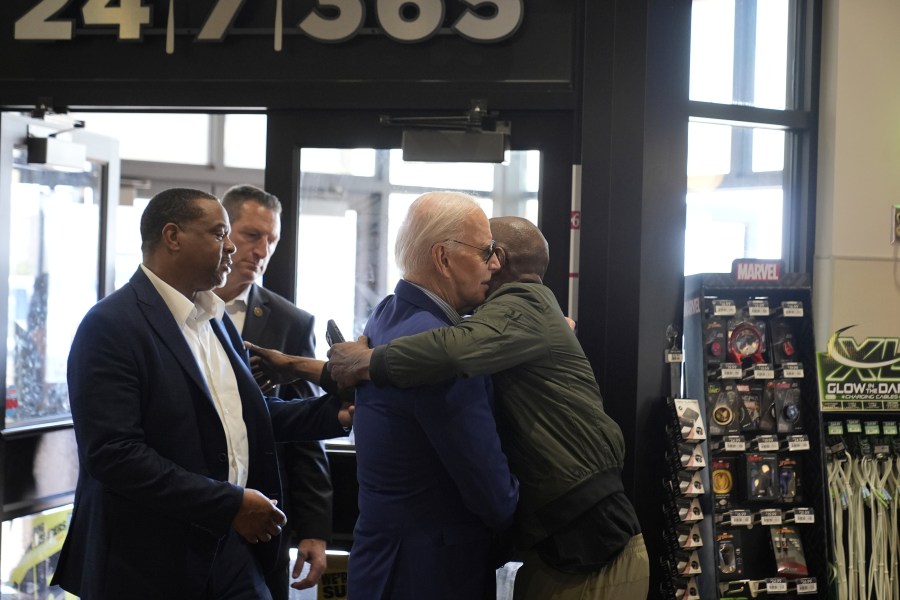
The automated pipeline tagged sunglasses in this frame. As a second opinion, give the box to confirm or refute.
[443,239,497,263]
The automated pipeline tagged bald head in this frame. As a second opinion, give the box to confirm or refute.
[489,216,549,288]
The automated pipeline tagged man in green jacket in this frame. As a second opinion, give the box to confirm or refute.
[250,216,649,600]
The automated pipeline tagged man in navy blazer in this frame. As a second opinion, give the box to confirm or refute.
[51,188,350,600]
[348,191,519,599]
[216,184,335,598]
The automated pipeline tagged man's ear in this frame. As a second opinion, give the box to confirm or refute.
[161,223,181,251]
[431,242,453,277]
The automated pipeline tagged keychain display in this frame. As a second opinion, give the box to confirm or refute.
[680,271,825,599]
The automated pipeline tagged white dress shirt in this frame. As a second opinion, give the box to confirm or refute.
[224,284,253,335]
[140,264,250,487]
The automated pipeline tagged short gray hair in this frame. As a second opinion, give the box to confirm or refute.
[395,191,485,277]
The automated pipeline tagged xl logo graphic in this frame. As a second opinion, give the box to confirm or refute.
[825,325,900,372]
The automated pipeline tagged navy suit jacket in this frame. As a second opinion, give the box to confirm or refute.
[52,268,346,600]
[241,285,333,555]
[348,280,518,599]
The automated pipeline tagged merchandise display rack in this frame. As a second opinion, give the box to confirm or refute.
[672,267,829,599]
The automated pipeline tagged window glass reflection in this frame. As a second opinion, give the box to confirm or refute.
[6,152,101,427]
[0,504,72,596]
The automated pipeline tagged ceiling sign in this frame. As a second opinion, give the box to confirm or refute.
[14,0,524,53]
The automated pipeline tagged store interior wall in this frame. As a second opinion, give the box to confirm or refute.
[815,0,900,347]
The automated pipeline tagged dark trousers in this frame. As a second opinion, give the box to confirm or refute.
[207,530,274,600]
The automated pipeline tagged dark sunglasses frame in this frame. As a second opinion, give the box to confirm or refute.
[444,239,497,263]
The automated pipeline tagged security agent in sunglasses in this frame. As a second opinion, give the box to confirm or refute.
[249,215,649,600]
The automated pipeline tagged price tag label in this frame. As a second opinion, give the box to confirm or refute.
[782,301,804,317]
[796,578,817,594]
[847,419,863,434]
[884,421,898,435]
[757,435,780,451]
[753,364,775,379]
[828,421,845,435]
[721,363,742,379]
[724,436,747,452]
[748,299,770,316]
[711,299,736,316]
[864,421,881,436]
[760,508,783,525]
[730,509,753,526]
[665,350,684,363]
[788,435,810,451]
[793,508,815,524]
[765,578,788,593]
[782,362,805,378]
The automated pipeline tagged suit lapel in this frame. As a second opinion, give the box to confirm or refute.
[241,285,271,343]
[131,269,212,401]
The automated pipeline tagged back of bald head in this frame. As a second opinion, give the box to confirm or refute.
[490,216,549,280]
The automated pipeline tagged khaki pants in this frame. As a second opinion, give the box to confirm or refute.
[512,534,649,600]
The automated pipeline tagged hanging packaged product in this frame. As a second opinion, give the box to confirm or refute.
[769,524,809,578]
[715,528,745,580]
[743,453,779,502]
[777,455,803,504]
[737,383,763,432]
[726,317,769,366]
[707,382,741,436]
[710,456,738,512]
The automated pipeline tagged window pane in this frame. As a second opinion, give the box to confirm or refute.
[685,186,783,275]
[224,114,267,169]
[7,151,101,427]
[688,122,732,176]
[690,0,735,104]
[1,505,73,595]
[114,195,152,290]
[752,128,785,172]
[755,0,789,110]
[690,0,792,109]
[686,122,786,275]
[70,112,210,164]
[301,149,376,177]
[389,149,495,191]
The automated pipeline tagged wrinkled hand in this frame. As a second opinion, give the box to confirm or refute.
[232,488,286,544]
[245,342,325,393]
[326,336,374,389]
[291,538,327,590]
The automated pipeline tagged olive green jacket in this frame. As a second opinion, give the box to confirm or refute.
[369,282,633,548]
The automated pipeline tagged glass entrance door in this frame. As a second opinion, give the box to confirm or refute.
[264,110,574,356]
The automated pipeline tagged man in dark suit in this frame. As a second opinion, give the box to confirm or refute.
[347,191,519,599]
[51,188,350,600]
[215,184,334,598]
